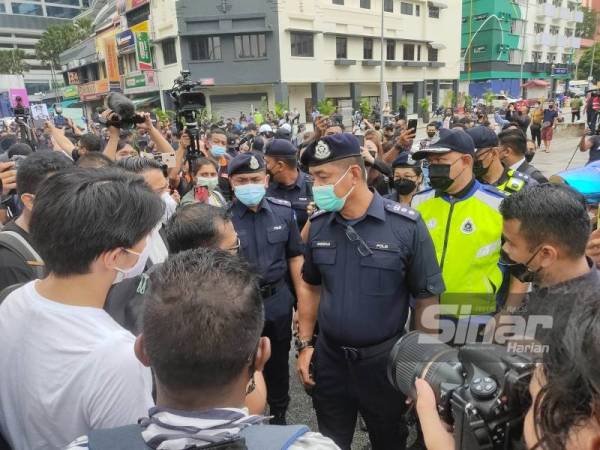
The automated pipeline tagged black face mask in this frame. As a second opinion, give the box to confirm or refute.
[394,178,417,196]
[428,163,455,192]
[499,249,541,283]
[473,159,489,178]
[427,132,436,138]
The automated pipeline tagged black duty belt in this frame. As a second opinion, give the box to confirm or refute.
[324,331,403,362]
[260,279,285,299]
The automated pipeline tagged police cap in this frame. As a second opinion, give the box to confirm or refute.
[300,133,361,167]
[392,152,420,169]
[465,125,499,153]
[227,152,266,177]
[265,139,298,157]
[412,128,475,160]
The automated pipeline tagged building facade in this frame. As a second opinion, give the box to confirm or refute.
[461,0,583,98]
[0,0,90,100]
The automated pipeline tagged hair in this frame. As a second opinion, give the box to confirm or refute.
[7,143,32,158]
[427,122,438,129]
[499,183,591,258]
[498,128,528,156]
[533,290,600,450]
[17,151,73,196]
[166,204,231,253]
[30,168,164,275]
[117,155,165,174]
[334,155,367,180]
[208,128,227,140]
[78,133,102,153]
[75,152,115,169]
[144,248,263,390]
[192,157,218,176]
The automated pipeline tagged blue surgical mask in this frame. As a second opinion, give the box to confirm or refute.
[234,183,266,207]
[312,167,355,212]
[197,176,219,191]
[210,145,226,158]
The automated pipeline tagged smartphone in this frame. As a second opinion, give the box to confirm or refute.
[408,119,418,132]
[156,152,177,168]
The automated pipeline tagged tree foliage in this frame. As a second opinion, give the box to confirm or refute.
[576,7,598,39]
[576,43,600,82]
[35,18,94,67]
[0,49,28,75]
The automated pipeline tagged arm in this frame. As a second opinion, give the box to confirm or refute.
[44,121,76,154]
[587,228,600,268]
[103,126,121,161]
[296,280,321,387]
[414,296,439,334]
[580,136,591,152]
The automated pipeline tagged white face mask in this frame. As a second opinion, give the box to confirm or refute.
[112,237,150,285]
[161,191,177,224]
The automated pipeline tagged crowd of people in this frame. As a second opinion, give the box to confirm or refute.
[0,93,598,450]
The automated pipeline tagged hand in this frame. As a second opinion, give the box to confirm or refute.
[239,141,250,153]
[136,113,155,131]
[587,228,600,268]
[179,132,191,150]
[296,347,315,388]
[361,146,375,165]
[44,120,56,132]
[314,116,329,136]
[396,129,416,149]
[306,202,317,216]
[0,162,17,195]
[415,378,455,450]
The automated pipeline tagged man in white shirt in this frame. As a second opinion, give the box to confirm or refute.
[0,167,164,450]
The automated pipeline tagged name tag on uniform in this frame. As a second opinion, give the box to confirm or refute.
[272,225,283,231]
[315,241,333,248]
[375,243,390,250]
[298,197,309,201]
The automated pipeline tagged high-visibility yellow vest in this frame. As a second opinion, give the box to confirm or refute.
[412,182,507,317]
[496,169,532,194]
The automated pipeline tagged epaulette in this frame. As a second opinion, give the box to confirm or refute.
[309,209,330,221]
[266,197,292,207]
[480,183,509,199]
[384,200,419,221]
[509,170,531,182]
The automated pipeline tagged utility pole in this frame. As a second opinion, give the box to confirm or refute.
[379,0,385,123]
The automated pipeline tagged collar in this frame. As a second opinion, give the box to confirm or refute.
[496,167,511,186]
[271,170,303,191]
[440,178,477,201]
[333,190,386,225]
[232,196,270,218]
[510,157,526,171]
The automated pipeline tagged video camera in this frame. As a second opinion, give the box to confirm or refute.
[100,93,146,129]
[388,332,534,450]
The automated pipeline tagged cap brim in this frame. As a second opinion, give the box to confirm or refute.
[411,146,452,160]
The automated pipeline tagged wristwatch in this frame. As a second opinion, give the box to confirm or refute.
[294,336,315,352]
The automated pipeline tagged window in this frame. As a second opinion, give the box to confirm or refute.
[511,20,524,35]
[0,3,4,12]
[552,0,561,6]
[403,43,415,60]
[428,46,438,62]
[291,32,314,57]
[360,0,370,8]
[401,2,413,15]
[46,6,81,18]
[386,39,395,60]
[532,50,542,61]
[567,2,576,11]
[534,23,545,33]
[549,25,559,35]
[11,3,43,15]
[416,5,420,16]
[190,36,222,61]
[562,53,571,63]
[25,82,50,93]
[162,38,177,65]
[336,36,347,59]
[48,0,80,5]
[509,49,523,64]
[417,45,421,61]
[384,0,393,12]
[565,28,573,37]
[234,33,266,59]
[547,52,556,62]
[363,37,373,59]
[429,5,439,18]
[332,0,344,4]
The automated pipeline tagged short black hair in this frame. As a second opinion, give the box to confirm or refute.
[192,157,217,176]
[78,133,102,153]
[144,248,263,390]
[7,143,32,158]
[75,152,115,168]
[166,204,231,253]
[500,183,591,258]
[498,128,527,156]
[117,155,165,176]
[17,151,73,196]
[209,128,227,139]
[30,168,164,276]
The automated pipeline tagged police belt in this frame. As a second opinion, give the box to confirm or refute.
[260,279,285,299]
[323,331,403,362]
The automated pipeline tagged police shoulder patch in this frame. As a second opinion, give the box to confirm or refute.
[266,197,292,208]
[480,183,509,199]
[384,201,419,221]
[310,209,330,221]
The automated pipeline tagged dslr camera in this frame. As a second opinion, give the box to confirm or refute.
[388,332,534,450]
[101,93,146,129]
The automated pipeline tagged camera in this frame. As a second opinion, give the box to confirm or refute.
[387,331,534,450]
[101,93,146,129]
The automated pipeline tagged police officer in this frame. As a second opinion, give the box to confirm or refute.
[465,125,537,194]
[411,128,514,329]
[228,152,305,425]
[265,139,313,230]
[385,152,424,205]
[296,133,444,450]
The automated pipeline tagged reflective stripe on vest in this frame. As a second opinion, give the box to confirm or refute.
[414,189,503,317]
[497,169,526,194]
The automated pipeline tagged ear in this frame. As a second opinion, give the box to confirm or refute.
[102,247,124,271]
[20,193,35,211]
[264,173,270,188]
[134,334,151,367]
[539,245,558,267]
[254,336,271,372]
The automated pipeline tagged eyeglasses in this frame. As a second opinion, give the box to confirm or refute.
[226,237,241,255]
[345,225,373,257]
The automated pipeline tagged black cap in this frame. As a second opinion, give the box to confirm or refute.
[265,139,297,157]
[392,152,420,169]
[252,136,265,152]
[465,126,498,153]
[227,152,266,177]
[300,133,361,167]
[412,128,475,160]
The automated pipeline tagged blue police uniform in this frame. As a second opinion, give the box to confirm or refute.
[265,139,314,230]
[300,134,445,450]
[227,152,304,423]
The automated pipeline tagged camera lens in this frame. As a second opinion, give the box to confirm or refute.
[387,331,464,401]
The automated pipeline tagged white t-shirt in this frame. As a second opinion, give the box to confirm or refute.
[0,281,153,450]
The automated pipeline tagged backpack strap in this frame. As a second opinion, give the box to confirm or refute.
[88,425,150,450]
[0,231,44,279]
[240,424,309,450]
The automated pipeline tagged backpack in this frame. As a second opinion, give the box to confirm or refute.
[0,231,45,304]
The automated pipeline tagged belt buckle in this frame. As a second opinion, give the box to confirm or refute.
[341,346,359,361]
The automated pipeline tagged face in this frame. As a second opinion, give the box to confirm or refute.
[325,126,343,136]
[210,133,227,148]
[397,120,407,131]
[217,220,240,255]
[230,171,267,188]
[116,145,138,161]
[393,168,420,183]
[143,168,169,195]
[196,163,217,178]
[427,152,470,180]
[426,126,437,137]
[475,147,496,168]
[309,161,359,198]
[548,103,554,110]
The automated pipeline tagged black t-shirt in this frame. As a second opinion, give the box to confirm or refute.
[0,221,36,291]
[588,136,600,164]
